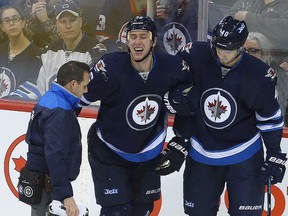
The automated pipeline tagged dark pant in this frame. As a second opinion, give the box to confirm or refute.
[184,149,265,216]
[31,188,51,216]
[87,122,161,208]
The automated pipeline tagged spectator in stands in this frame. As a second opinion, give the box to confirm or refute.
[24,0,59,48]
[94,0,147,51]
[225,0,288,54]
[0,4,42,100]
[36,0,106,96]
[154,0,223,55]
[0,0,26,44]
[96,0,223,55]
[243,31,288,118]
[226,0,288,118]
[243,31,272,65]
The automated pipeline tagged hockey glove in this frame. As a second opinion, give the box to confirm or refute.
[260,152,287,184]
[163,83,198,116]
[156,136,190,175]
[48,200,89,216]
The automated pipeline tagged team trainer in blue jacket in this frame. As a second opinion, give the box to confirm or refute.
[24,61,90,216]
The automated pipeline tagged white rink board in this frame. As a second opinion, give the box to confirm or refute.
[0,109,287,215]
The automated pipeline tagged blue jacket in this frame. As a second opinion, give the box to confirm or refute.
[25,82,82,201]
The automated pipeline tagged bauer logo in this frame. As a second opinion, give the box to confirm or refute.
[146,187,160,195]
[126,95,161,131]
[4,134,27,199]
[201,88,237,129]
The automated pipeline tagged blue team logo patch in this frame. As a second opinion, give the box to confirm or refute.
[126,95,162,131]
[201,88,237,129]
[158,22,192,55]
[0,67,16,98]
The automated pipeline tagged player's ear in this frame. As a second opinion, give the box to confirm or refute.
[66,80,77,92]
[152,37,157,48]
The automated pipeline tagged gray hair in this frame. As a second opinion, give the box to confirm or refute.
[246,32,272,65]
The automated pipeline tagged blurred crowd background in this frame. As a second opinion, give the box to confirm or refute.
[0,0,287,121]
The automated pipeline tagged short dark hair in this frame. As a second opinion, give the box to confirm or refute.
[57,61,90,86]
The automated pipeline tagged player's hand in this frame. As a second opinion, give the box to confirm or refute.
[234,11,248,21]
[260,152,287,184]
[156,136,189,175]
[163,83,198,116]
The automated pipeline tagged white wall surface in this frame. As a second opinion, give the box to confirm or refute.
[0,109,287,215]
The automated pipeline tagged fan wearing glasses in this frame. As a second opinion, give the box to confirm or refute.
[243,31,272,65]
[0,4,42,100]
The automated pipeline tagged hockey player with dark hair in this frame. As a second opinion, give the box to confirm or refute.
[80,15,197,216]
[156,16,287,215]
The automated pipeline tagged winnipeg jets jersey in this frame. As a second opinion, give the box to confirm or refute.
[0,42,42,99]
[175,41,283,166]
[96,0,146,39]
[154,0,223,55]
[81,52,192,162]
[37,33,105,96]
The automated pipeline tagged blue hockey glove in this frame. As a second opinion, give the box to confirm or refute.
[156,136,190,176]
[163,83,198,116]
[260,152,287,184]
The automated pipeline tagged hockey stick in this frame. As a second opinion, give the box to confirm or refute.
[267,176,272,216]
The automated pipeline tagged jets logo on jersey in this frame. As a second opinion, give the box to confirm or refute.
[159,22,192,55]
[95,59,107,72]
[92,59,108,81]
[0,67,16,98]
[182,60,189,71]
[201,88,237,129]
[126,95,162,131]
[182,42,193,54]
[265,67,276,80]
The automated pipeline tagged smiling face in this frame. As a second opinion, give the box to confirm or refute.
[0,8,25,39]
